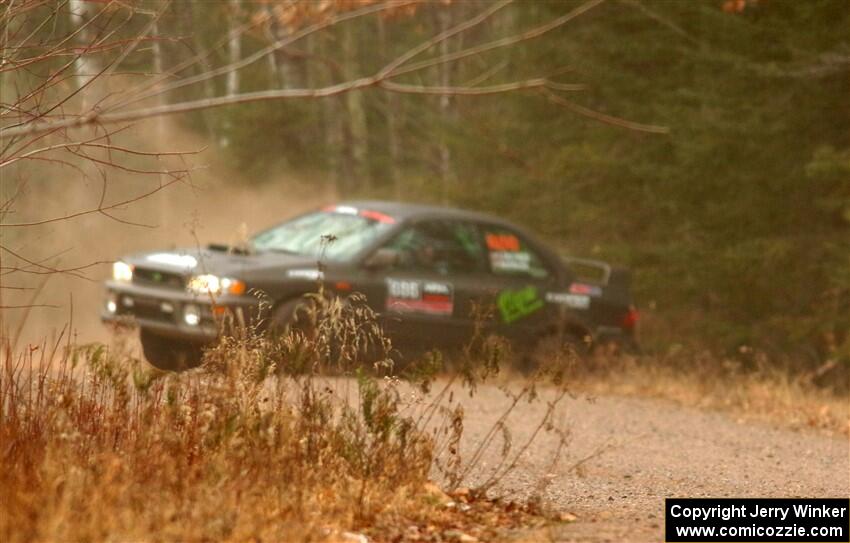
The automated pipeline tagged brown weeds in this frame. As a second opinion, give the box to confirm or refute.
[0,295,434,542]
[573,348,850,436]
[0,293,576,542]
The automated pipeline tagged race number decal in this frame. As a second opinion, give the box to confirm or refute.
[386,279,453,316]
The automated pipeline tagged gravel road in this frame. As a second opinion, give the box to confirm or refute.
[428,380,850,542]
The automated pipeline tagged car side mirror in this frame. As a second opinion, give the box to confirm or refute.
[364,248,400,271]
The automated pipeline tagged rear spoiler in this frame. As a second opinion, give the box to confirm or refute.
[562,255,632,297]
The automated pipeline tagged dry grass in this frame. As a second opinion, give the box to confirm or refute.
[572,349,850,437]
[1,320,430,541]
[0,294,573,543]
[7,281,842,542]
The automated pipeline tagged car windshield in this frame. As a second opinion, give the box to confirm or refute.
[251,210,393,261]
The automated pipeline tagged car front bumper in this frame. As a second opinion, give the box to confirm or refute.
[101,280,259,343]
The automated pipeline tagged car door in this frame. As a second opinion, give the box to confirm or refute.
[356,219,492,352]
[475,222,562,345]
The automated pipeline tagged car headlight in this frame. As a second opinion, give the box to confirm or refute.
[187,274,245,296]
[113,261,133,282]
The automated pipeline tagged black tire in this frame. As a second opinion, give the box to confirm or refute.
[267,297,319,338]
[140,329,202,371]
[266,297,323,374]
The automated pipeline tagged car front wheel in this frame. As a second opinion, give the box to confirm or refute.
[140,329,202,371]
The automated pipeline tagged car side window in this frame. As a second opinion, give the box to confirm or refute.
[383,220,488,275]
[481,225,550,279]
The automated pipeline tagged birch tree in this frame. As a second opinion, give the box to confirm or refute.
[68,0,100,99]
[222,0,243,147]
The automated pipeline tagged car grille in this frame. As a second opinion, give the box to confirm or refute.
[133,267,185,290]
[131,300,175,323]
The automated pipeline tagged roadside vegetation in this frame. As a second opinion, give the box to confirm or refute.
[571,349,849,437]
[3,290,846,541]
[0,295,574,542]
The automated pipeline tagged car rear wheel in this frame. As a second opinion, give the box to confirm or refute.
[522,329,590,374]
[140,329,202,371]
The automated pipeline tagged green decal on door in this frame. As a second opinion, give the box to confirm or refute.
[497,286,543,324]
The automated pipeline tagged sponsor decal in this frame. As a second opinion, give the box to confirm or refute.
[497,286,544,324]
[490,251,531,272]
[287,269,324,280]
[386,279,453,316]
[146,253,197,269]
[546,292,591,310]
[359,209,396,224]
[324,205,396,223]
[485,233,520,252]
[332,205,358,215]
[569,282,603,297]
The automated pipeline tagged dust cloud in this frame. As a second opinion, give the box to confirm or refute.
[1,119,336,349]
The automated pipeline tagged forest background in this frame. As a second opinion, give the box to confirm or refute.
[3,0,850,370]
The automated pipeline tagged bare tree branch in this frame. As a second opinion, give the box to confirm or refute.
[0,171,188,228]
[377,0,512,79]
[105,0,421,114]
[380,79,585,96]
[0,0,639,141]
[542,88,670,134]
[388,0,607,79]
[0,304,61,309]
[0,244,108,281]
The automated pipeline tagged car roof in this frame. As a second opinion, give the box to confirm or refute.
[333,200,563,271]
[337,200,518,228]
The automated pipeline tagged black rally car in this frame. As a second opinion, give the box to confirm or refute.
[102,201,637,369]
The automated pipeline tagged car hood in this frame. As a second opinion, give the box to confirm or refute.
[121,246,324,279]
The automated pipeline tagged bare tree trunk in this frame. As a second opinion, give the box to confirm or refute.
[437,7,453,203]
[324,96,342,191]
[151,16,167,144]
[342,23,368,193]
[151,20,165,103]
[386,86,401,200]
[187,0,217,140]
[304,34,316,89]
[304,34,326,163]
[261,5,278,83]
[0,14,11,326]
[269,18,297,89]
[222,0,242,147]
[68,0,100,107]
[317,31,344,192]
[226,0,241,97]
[378,16,401,199]
[151,16,170,232]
